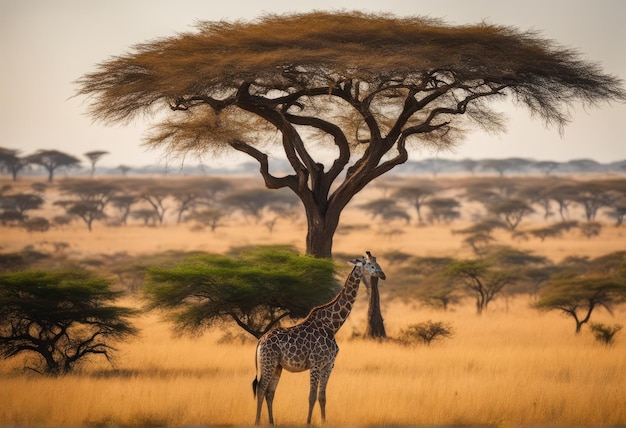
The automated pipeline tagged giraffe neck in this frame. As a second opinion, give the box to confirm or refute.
[308,265,362,334]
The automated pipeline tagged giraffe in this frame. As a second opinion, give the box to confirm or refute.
[252,251,386,425]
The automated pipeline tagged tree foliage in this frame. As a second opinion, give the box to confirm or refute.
[77,11,626,257]
[0,192,44,225]
[392,181,438,224]
[589,323,622,346]
[534,251,626,333]
[445,259,512,315]
[488,198,535,230]
[398,320,454,346]
[0,147,26,181]
[25,150,81,183]
[0,269,138,374]
[84,150,109,177]
[143,246,338,338]
[54,180,119,230]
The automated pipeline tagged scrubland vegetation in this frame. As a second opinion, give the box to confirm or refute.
[1,174,625,426]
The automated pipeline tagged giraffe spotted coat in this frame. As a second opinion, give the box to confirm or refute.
[253,252,386,425]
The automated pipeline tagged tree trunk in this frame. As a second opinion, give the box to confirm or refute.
[305,209,339,259]
[476,296,485,315]
[575,321,583,334]
[365,277,387,339]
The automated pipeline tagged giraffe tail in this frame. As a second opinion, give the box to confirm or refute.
[252,341,259,398]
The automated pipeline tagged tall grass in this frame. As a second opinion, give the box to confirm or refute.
[1,299,625,426]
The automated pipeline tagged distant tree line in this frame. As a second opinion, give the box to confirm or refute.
[2,146,626,179]
[0,177,301,233]
[383,247,626,334]
[1,176,624,239]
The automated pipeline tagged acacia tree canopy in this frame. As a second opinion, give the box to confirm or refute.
[25,150,81,183]
[0,269,138,374]
[534,251,626,333]
[143,246,338,338]
[77,11,626,257]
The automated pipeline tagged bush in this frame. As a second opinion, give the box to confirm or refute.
[589,323,622,345]
[398,320,454,346]
[23,217,50,232]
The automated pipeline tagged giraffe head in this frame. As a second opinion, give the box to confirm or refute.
[349,251,386,283]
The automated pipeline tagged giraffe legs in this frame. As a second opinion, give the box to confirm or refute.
[255,364,282,425]
[307,367,321,425]
[265,366,282,425]
[318,362,334,423]
[306,362,335,425]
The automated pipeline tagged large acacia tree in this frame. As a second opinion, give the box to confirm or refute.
[77,12,625,258]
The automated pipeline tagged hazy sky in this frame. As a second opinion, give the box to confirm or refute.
[2,0,625,168]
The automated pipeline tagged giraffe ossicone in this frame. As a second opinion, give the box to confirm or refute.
[252,251,386,425]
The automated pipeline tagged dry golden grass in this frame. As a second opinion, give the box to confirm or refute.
[1,175,626,426]
[1,301,625,426]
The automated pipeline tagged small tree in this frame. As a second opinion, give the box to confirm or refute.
[488,198,535,231]
[139,185,170,224]
[526,221,578,242]
[54,180,119,231]
[117,165,131,176]
[54,200,106,231]
[0,192,45,224]
[579,221,602,238]
[223,188,299,224]
[545,181,578,222]
[23,217,51,232]
[131,208,159,226]
[574,181,612,222]
[398,320,454,346]
[187,208,227,232]
[534,161,559,176]
[589,323,622,346]
[417,277,462,311]
[398,256,459,310]
[534,252,626,333]
[171,177,233,224]
[84,150,109,177]
[445,259,517,315]
[110,194,139,225]
[359,198,410,224]
[425,197,461,224]
[143,246,337,338]
[0,147,27,181]
[535,276,626,333]
[25,150,81,182]
[0,269,138,375]
[392,182,438,224]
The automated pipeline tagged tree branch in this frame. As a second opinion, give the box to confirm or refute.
[229,140,299,191]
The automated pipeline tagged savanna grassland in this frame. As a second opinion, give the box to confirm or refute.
[1,175,626,426]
